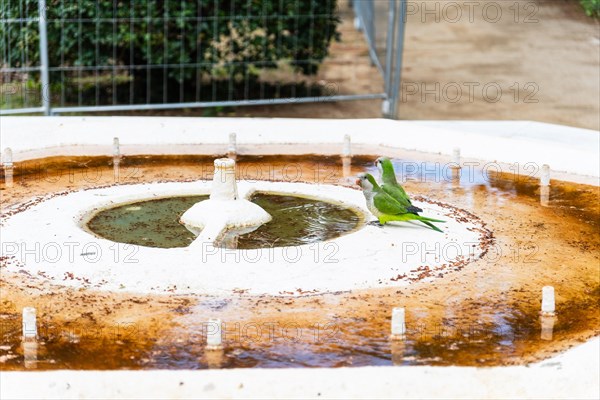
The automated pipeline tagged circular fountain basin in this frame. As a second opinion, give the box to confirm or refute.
[86,193,362,249]
[0,118,598,397]
[0,179,490,295]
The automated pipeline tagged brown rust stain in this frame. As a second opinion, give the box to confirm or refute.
[1,154,598,369]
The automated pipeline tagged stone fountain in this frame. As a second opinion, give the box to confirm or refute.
[180,158,272,246]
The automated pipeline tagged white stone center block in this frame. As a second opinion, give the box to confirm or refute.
[180,158,272,243]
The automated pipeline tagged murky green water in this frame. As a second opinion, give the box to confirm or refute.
[87,193,362,249]
[87,196,208,248]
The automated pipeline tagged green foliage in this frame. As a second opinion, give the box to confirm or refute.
[1,0,340,102]
[580,0,600,17]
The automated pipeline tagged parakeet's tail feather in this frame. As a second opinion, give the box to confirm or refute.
[418,220,443,233]
[406,205,423,214]
[378,214,445,232]
[414,215,445,223]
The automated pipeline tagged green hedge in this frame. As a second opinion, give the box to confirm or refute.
[1,0,339,103]
[580,0,600,17]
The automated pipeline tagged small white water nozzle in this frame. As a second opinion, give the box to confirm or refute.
[541,286,555,316]
[540,164,550,186]
[391,307,406,339]
[112,137,120,157]
[3,147,14,188]
[180,157,271,243]
[112,138,121,183]
[206,318,223,350]
[342,134,352,157]
[3,147,13,168]
[452,147,461,168]
[211,158,238,201]
[228,132,237,154]
[22,307,37,339]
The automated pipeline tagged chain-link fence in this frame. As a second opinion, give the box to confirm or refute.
[1,0,406,117]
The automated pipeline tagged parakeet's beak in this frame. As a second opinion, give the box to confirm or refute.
[355,178,361,186]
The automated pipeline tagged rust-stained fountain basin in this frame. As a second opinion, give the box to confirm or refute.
[0,118,598,400]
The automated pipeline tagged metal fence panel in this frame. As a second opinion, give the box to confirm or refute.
[0,0,48,114]
[1,0,405,117]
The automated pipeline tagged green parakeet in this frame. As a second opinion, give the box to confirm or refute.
[356,173,444,232]
[375,157,420,211]
[376,156,443,232]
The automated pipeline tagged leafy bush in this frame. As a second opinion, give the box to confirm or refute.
[580,0,600,17]
[1,0,340,103]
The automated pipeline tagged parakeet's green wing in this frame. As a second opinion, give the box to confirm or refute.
[380,158,411,202]
[373,192,409,215]
[381,184,410,206]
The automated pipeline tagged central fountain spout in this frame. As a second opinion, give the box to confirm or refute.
[210,157,239,201]
[180,158,272,246]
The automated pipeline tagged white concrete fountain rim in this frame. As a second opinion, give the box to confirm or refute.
[0,180,489,296]
[1,117,598,183]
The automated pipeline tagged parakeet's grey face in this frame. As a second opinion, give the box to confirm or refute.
[356,173,373,191]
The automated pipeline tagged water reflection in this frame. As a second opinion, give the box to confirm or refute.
[389,159,492,189]
[113,155,121,183]
[204,347,225,369]
[540,316,556,341]
[390,340,406,366]
[3,166,13,188]
[22,340,37,369]
[540,185,550,207]
[341,155,352,180]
